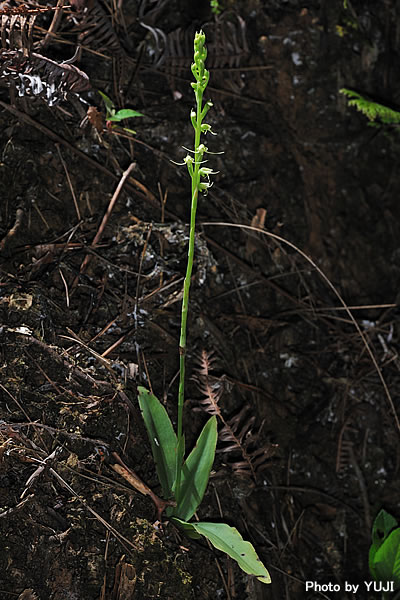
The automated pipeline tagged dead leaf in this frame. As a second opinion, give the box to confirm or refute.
[245,207,267,259]
[9,293,33,311]
[112,463,151,497]
[112,556,136,599]
[87,105,104,133]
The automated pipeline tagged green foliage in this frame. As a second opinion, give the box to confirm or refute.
[139,388,270,583]
[340,88,400,125]
[107,108,144,122]
[137,31,271,585]
[170,415,217,521]
[137,387,177,499]
[99,91,143,134]
[139,387,217,519]
[210,0,221,15]
[369,510,400,595]
[373,530,400,586]
[173,519,271,584]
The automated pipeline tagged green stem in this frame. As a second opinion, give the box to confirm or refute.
[175,81,204,500]
[174,30,215,502]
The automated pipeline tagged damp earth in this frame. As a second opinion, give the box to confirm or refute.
[1,1,400,599]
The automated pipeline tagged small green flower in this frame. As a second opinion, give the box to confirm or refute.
[184,155,194,177]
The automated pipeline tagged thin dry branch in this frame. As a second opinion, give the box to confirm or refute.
[203,221,400,436]
[72,162,136,288]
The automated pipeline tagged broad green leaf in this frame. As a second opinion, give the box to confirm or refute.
[173,518,271,584]
[372,528,400,588]
[171,517,201,539]
[372,510,398,544]
[369,510,398,577]
[137,387,177,498]
[109,109,144,121]
[170,416,217,521]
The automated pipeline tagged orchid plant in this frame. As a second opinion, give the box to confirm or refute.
[137,31,270,585]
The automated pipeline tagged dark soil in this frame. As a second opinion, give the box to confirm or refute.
[1,1,400,599]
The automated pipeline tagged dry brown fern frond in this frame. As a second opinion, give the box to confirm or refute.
[0,48,91,104]
[71,0,128,98]
[204,14,249,71]
[72,0,124,56]
[141,14,249,97]
[0,1,60,15]
[144,14,248,71]
[221,404,278,479]
[192,350,223,418]
[335,419,357,473]
[0,1,70,54]
[1,7,39,54]
[0,1,91,105]
[193,349,277,480]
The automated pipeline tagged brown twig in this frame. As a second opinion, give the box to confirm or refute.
[60,327,118,379]
[49,464,138,553]
[111,451,175,520]
[0,100,165,213]
[0,207,24,250]
[100,325,135,358]
[38,0,65,50]
[204,222,400,436]
[0,383,49,451]
[90,161,136,245]
[72,162,135,288]
[56,143,81,220]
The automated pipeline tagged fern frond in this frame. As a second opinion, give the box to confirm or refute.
[192,350,223,418]
[0,49,91,105]
[73,0,124,56]
[192,350,277,480]
[340,88,400,125]
[0,9,37,54]
[141,14,249,98]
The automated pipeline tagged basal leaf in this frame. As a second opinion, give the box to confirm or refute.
[170,416,217,521]
[369,509,399,577]
[137,386,177,498]
[173,519,271,584]
[171,517,201,539]
[372,528,400,589]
